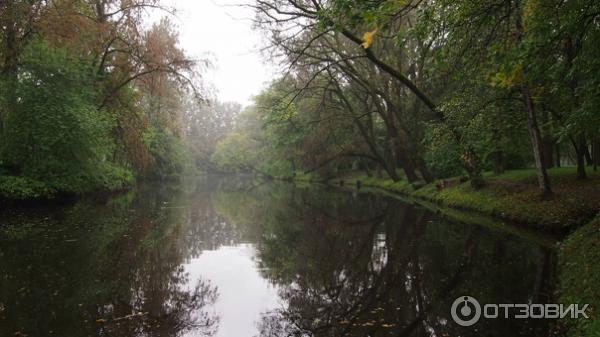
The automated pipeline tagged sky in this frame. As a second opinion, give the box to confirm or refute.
[152,0,278,106]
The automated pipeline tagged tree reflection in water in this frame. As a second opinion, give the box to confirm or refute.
[0,179,556,337]
[0,182,221,337]
[211,183,555,337]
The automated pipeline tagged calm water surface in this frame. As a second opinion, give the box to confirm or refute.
[0,178,556,337]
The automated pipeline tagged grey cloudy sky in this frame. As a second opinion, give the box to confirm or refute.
[155,0,277,106]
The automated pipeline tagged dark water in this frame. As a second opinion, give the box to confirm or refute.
[0,178,557,337]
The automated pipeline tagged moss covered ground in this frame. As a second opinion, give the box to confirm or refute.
[341,167,599,230]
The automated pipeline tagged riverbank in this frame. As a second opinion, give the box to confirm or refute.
[327,167,599,336]
[335,167,599,232]
[0,170,134,202]
[0,172,135,205]
[556,215,600,337]
[0,169,203,203]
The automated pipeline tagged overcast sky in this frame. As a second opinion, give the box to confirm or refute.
[153,0,277,106]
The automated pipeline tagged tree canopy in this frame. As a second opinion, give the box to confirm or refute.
[212,0,600,195]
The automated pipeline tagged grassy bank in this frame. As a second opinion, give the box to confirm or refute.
[340,167,599,231]
[556,215,600,337]
[332,167,599,336]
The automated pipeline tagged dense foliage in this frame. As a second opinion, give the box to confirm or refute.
[0,0,240,199]
[212,0,599,196]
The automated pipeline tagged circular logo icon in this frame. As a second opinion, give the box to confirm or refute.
[451,296,481,326]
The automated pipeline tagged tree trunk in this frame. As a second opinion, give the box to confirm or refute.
[339,28,485,187]
[522,85,552,196]
[593,136,599,171]
[461,146,485,189]
[555,145,561,168]
[574,135,587,180]
[583,137,593,166]
[491,128,505,174]
[376,165,383,178]
[543,138,554,169]
[415,157,435,183]
[540,110,554,169]
[290,158,296,177]
[385,161,401,181]
[399,155,419,183]
[492,150,505,174]
[394,143,418,183]
[513,1,551,196]
[362,160,373,177]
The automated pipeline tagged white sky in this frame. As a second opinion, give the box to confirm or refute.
[153,0,278,106]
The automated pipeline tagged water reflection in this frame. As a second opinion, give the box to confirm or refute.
[0,178,555,337]
[212,181,555,337]
[0,183,221,337]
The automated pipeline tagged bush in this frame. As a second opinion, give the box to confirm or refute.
[0,175,57,200]
[0,41,135,199]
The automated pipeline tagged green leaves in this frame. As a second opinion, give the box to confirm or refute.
[0,40,131,198]
[211,132,261,172]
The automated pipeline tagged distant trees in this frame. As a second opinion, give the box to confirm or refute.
[186,100,241,172]
[212,0,599,194]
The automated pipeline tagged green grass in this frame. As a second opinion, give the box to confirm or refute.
[359,176,415,194]
[291,171,319,183]
[346,167,599,230]
[557,215,600,337]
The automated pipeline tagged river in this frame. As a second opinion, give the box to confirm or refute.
[0,177,557,337]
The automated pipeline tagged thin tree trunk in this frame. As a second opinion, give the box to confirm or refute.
[574,135,587,180]
[593,136,599,171]
[583,136,592,166]
[491,128,505,174]
[513,0,551,196]
[364,162,373,177]
[540,111,554,169]
[522,85,552,196]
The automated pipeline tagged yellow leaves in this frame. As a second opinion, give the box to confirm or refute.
[490,63,524,88]
[279,105,295,121]
[522,0,540,30]
[361,28,379,49]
